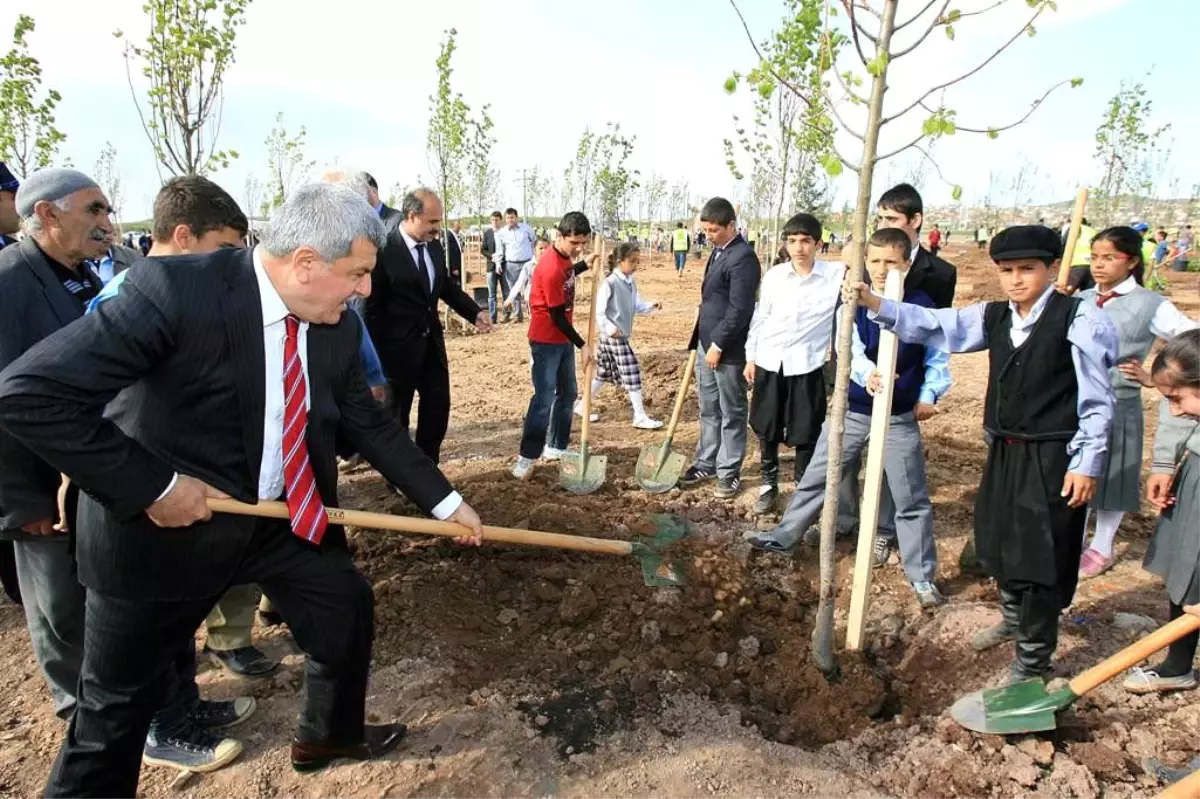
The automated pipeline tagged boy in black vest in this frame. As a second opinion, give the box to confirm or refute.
[847,225,1118,682]
[746,228,950,608]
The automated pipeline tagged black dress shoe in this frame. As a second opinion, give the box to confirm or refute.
[291,723,407,773]
[203,644,280,677]
[258,608,285,627]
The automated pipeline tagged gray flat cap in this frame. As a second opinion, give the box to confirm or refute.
[15,168,101,218]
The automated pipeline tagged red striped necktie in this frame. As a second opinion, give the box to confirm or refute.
[1096,291,1119,308]
[282,315,328,544]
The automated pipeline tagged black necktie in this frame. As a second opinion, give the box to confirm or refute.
[414,243,430,291]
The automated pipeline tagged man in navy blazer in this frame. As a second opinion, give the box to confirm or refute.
[684,197,761,499]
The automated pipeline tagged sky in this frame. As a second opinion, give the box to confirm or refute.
[6,0,1196,221]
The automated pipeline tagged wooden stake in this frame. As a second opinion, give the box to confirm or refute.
[845,267,903,651]
[1057,188,1088,288]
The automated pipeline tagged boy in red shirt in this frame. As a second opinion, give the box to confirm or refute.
[513,212,598,479]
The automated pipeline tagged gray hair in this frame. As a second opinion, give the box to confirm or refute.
[260,183,387,261]
[340,171,373,202]
[400,188,440,220]
[22,197,71,235]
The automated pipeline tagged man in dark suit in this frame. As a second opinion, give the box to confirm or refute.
[839,182,959,560]
[683,197,761,500]
[0,161,20,606]
[0,183,485,797]
[364,188,490,465]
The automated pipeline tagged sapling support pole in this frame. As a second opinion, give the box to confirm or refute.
[845,267,903,651]
[1056,188,1089,289]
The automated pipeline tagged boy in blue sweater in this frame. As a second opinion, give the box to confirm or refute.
[746,227,951,608]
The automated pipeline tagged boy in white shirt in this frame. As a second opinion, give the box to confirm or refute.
[745,213,844,514]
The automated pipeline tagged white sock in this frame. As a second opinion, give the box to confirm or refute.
[1089,510,1124,558]
[629,390,648,419]
[591,378,604,398]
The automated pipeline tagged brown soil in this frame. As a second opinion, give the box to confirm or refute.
[0,248,1197,798]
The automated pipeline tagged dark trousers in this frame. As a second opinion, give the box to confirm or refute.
[997,582,1061,678]
[389,344,451,464]
[0,540,19,604]
[519,342,577,459]
[759,438,816,487]
[45,519,374,798]
[1162,600,1200,675]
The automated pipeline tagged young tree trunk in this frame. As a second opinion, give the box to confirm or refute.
[811,0,897,676]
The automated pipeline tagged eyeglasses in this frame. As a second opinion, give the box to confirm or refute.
[1091,253,1130,265]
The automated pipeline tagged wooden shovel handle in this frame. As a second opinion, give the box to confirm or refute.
[579,238,605,448]
[1057,188,1089,288]
[1068,614,1200,697]
[206,498,633,556]
[664,349,698,441]
[1158,767,1200,799]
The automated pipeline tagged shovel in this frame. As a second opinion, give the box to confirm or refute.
[1159,768,1200,799]
[207,498,689,587]
[636,348,697,493]
[560,239,607,495]
[950,613,1200,734]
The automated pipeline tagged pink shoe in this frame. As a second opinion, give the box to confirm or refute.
[1079,548,1114,579]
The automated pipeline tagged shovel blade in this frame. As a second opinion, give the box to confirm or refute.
[559,452,608,495]
[950,680,1077,735]
[636,445,685,493]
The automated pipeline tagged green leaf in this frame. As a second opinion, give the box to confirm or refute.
[865,52,889,77]
[951,185,963,201]
[944,9,962,22]
[723,76,738,94]
[944,24,955,40]
[819,152,843,177]
[986,127,999,140]
[1070,76,1084,88]
[1026,24,1037,36]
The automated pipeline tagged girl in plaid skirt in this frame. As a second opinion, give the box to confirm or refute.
[575,242,663,429]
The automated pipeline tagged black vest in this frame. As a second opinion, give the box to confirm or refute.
[982,292,1081,441]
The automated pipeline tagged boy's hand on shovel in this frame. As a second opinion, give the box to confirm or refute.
[447,502,484,546]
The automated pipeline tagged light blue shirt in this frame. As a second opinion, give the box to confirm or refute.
[869,286,1118,476]
[848,321,952,406]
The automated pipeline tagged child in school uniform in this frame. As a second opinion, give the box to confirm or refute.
[745,213,845,515]
[1077,226,1197,578]
[847,225,1119,681]
[745,227,951,608]
[578,242,664,429]
[1122,330,1200,695]
[504,237,550,316]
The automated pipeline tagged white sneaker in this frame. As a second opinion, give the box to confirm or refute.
[511,457,536,480]
[633,416,664,430]
[541,446,567,461]
[573,402,599,422]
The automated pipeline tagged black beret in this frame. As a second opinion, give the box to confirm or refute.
[989,225,1062,262]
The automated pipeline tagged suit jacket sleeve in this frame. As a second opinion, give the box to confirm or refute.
[0,279,59,528]
[338,327,458,514]
[0,262,179,521]
[709,249,759,352]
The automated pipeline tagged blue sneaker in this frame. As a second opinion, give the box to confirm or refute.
[189,697,256,730]
[143,722,242,773]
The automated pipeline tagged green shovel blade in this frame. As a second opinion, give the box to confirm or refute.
[950,681,1079,735]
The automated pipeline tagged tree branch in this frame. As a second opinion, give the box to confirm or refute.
[907,143,952,187]
[894,0,941,30]
[881,3,1046,125]
[728,0,822,109]
[953,0,1013,21]
[919,78,1069,134]
[891,0,951,58]
[823,86,865,141]
[841,0,873,65]
[874,128,932,163]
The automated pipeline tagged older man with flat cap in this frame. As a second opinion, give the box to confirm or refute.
[0,168,111,718]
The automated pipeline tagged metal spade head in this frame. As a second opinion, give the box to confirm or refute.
[558,450,607,495]
[629,514,692,587]
[949,680,1078,735]
[635,443,686,493]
